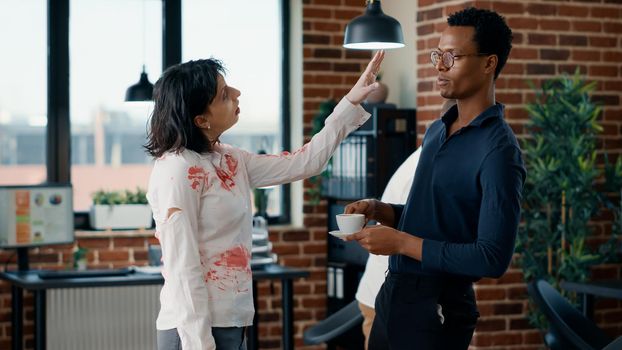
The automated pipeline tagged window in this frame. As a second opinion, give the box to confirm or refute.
[182,0,288,221]
[69,0,162,211]
[3,0,290,223]
[0,0,47,185]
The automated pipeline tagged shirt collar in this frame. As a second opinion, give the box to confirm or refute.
[441,102,505,128]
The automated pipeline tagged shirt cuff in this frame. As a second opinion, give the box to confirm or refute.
[389,204,404,227]
[421,238,443,273]
[324,97,370,129]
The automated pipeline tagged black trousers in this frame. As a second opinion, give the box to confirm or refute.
[369,272,479,350]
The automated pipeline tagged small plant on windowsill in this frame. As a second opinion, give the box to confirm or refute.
[90,188,152,230]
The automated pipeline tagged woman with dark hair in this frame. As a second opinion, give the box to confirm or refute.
[146,51,384,350]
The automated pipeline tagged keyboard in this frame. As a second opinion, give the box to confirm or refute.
[37,268,133,279]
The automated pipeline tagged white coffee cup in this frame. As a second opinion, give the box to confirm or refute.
[336,213,365,234]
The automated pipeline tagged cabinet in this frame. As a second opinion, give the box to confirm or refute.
[322,105,416,348]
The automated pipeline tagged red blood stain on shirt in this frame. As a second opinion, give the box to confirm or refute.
[187,166,211,191]
[224,154,238,176]
[203,245,251,293]
[280,144,308,157]
[215,167,235,191]
[214,245,250,269]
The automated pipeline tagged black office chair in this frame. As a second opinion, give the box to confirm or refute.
[303,299,363,346]
[528,279,617,350]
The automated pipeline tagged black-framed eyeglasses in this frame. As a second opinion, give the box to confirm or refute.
[430,50,489,69]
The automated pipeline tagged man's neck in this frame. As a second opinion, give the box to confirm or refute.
[454,83,495,128]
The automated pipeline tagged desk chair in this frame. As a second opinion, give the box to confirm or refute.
[303,300,363,347]
[528,279,616,350]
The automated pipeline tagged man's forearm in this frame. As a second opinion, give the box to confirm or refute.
[397,232,423,261]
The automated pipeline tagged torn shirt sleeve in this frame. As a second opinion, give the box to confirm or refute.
[151,156,216,349]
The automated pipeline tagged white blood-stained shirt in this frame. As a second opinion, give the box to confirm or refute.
[146,98,369,349]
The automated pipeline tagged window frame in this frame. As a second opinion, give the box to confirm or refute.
[47,0,291,227]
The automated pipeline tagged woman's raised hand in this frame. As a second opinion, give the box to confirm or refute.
[345,50,385,105]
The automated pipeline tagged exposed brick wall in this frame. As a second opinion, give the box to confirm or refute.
[416,1,622,349]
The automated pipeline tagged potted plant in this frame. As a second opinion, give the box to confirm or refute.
[516,69,621,330]
[89,188,152,230]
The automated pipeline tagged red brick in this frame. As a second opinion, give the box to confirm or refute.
[591,36,618,47]
[590,65,619,77]
[559,34,588,46]
[558,5,586,17]
[604,22,622,34]
[333,62,360,72]
[418,23,435,36]
[491,2,524,14]
[508,17,538,30]
[526,3,557,16]
[559,64,587,75]
[477,318,507,331]
[526,63,555,75]
[603,51,622,62]
[98,250,129,262]
[282,230,310,242]
[303,34,330,45]
[510,317,533,330]
[303,8,332,19]
[573,20,602,33]
[539,19,570,31]
[591,6,622,18]
[272,244,300,256]
[573,49,600,62]
[77,238,111,249]
[345,50,370,59]
[528,33,556,46]
[113,237,146,248]
[302,243,326,254]
[540,48,570,61]
[333,9,361,20]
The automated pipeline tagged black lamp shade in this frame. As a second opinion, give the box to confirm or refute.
[125,70,154,101]
[343,0,405,50]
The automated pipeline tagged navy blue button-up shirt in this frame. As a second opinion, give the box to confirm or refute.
[389,103,526,280]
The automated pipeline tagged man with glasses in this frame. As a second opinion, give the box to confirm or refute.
[344,7,526,349]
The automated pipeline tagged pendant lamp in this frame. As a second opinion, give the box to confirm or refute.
[125,0,154,101]
[125,65,153,101]
[343,0,405,50]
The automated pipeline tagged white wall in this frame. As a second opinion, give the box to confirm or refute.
[381,0,418,109]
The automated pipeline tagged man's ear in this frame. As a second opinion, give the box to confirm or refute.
[484,55,498,76]
[194,114,210,129]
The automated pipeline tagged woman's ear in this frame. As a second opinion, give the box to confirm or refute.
[484,55,498,76]
[194,114,211,130]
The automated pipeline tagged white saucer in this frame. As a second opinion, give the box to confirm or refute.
[329,230,350,240]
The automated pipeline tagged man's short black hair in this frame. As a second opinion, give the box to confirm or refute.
[447,7,513,80]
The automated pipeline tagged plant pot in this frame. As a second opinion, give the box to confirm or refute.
[365,81,389,104]
[89,204,153,230]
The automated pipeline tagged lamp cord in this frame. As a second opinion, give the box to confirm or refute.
[141,0,146,73]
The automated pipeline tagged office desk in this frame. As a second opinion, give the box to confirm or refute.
[561,280,622,319]
[1,264,309,350]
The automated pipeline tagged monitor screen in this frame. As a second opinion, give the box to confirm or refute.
[0,184,74,248]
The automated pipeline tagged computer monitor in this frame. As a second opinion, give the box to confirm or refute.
[0,184,74,250]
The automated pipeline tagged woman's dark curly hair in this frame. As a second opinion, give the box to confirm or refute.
[448,7,513,80]
[144,58,225,158]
